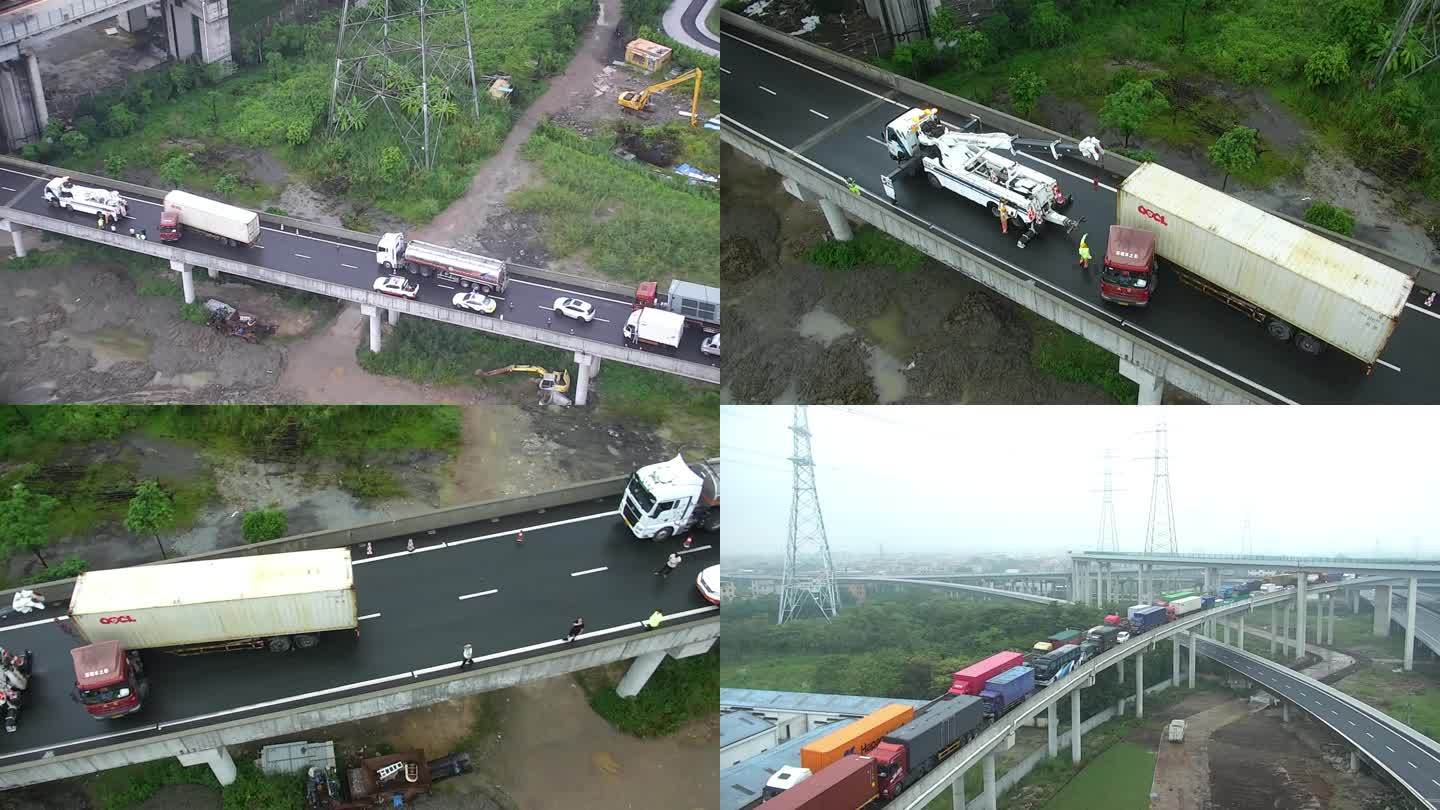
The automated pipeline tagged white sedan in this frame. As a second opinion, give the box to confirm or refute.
[452,292,497,314]
[553,296,595,322]
[373,275,419,299]
[696,565,720,605]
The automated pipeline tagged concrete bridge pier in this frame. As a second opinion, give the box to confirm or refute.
[163,0,233,65]
[782,176,853,242]
[361,304,383,352]
[1281,700,1290,723]
[1187,632,1196,688]
[0,220,29,257]
[0,52,46,148]
[952,774,967,810]
[1405,577,1417,671]
[171,259,195,304]
[616,650,666,697]
[1270,605,1278,656]
[177,746,236,785]
[980,752,997,810]
[1047,703,1058,758]
[1070,689,1082,764]
[1134,653,1144,719]
[573,352,600,406]
[1295,575,1308,661]
[1373,585,1392,636]
[116,7,149,32]
[1172,637,1180,684]
[1118,358,1163,404]
[208,267,220,280]
[387,307,400,325]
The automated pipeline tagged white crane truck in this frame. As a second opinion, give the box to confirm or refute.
[621,455,720,540]
[43,177,129,221]
[882,108,1100,248]
[376,232,508,295]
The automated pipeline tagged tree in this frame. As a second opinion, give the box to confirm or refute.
[242,508,288,544]
[159,154,197,187]
[951,30,992,72]
[1207,125,1259,191]
[104,154,128,178]
[1099,79,1169,147]
[126,480,175,560]
[930,6,964,46]
[59,130,90,156]
[106,103,138,137]
[1026,0,1068,47]
[0,483,58,568]
[1304,43,1351,87]
[1009,69,1048,119]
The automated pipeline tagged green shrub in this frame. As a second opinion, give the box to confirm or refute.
[159,154,198,187]
[104,154,128,177]
[21,557,88,585]
[1305,42,1351,87]
[1303,201,1356,236]
[1324,0,1384,52]
[809,227,927,273]
[1009,69,1047,119]
[179,302,209,324]
[891,39,944,79]
[1026,0,1069,47]
[242,508,288,543]
[106,103,138,137]
[60,130,90,156]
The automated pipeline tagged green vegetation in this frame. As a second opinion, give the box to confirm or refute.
[21,557,88,585]
[0,483,59,567]
[125,480,176,560]
[1208,125,1260,191]
[92,756,300,810]
[579,649,718,736]
[1327,607,1406,657]
[1099,80,1170,148]
[1304,201,1357,236]
[1027,316,1141,403]
[1337,663,1440,741]
[594,363,720,456]
[509,122,719,285]
[242,508,288,543]
[1042,741,1155,810]
[808,226,928,273]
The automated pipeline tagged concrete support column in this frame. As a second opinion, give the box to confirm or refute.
[1374,585,1392,636]
[23,52,46,131]
[387,307,400,325]
[1327,594,1335,645]
[360,304,383,353]
[1314,592,1322,644]
[952,773,967,810]
[1047,702,1058,758]
[177,746,237,786]
[1352,587,1359,614]
[1118,657,1125,684]
[1172,637,1180,685]
[1070,689,1082,764]
[1295,575,1307,661]
[1348,750,1359,773]
[616,650,667,697]
[1119,358,1163,404]
[1135,652,1144,719]
[981,753,997,810]
[1269,604,1277,656]
[207,267,220,280]
[1281,606,1290,656]
[818,198,853,242]
[573,352,598,407]
[1238,615,1245,650]
[116,7,149,32]
[171,259,195,304]
[1405,576,1417,671]
[9,226,25,258]
[1281,701,1289,723]
[1188,633,1196,688]
[1222,620,1230,646]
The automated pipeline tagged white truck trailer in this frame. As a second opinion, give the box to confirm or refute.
[621,455,720,540]
[623,307,685,351]
[42,176,129,221]
[1169,595,1204,617]
[159,190,261,246]
[1116,162,1413,367]
[376,232,508,295]
[637,280,720,333]
[67,549,357,719]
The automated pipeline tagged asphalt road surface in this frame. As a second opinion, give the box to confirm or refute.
[720,26,1440,404]
[681,0,720,52]
[0,500,718,766]
[1198,638,1440,806]
[0,168,719,368]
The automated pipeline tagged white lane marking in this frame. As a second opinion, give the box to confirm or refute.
[0,616,59,633]
[1349,720,1356,726]
[341,263,359,269]
[1387,745,1397,752]
[571,566,608,577]
[1,186,13,191]
[1405,301,1440,319]
[678,544,713,555]
[1331,710,1338,715]
[1409,760,1417,768]
[446,510,620,549]
[358,612,383,621]
[866,135,885,146]
[1432,778,1440,788]
[294,253,312,259]
[809,108,829,120]
[436,284,457,290]
[1376,359,1401,372]
[758,85,776,95]
[0,725,159,760]
[1367,732,1376,738]
[720,66,731,74]
[508,278,633,306]
[1120,322,1299,404]
[725,31,904,111]
[458,589,499,600]
[467,605,719,666]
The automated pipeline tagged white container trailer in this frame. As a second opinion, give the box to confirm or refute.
[1116,163,1412,366]
[1169,595,1204,617]
[68,549,357,651]
[160,190,261,245]
[376,232,509,294]
[623,307,685,350]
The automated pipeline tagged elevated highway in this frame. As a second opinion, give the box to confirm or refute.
[726,572,1067,605]
[0,156,720,392]
[720,13,1440,404]
[0,491,719,788]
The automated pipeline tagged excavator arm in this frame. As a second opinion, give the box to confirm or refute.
[618,68,704,127]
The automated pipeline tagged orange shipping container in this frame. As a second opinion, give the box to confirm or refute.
[801,704,916,773]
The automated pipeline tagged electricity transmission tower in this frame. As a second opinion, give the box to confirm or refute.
[329,0,482,170]
[1091,450,1123,551]
[1139,421,1178,554]
[778,406,842,625]
[1373,0,1440,83]
[1240,515,1253,555]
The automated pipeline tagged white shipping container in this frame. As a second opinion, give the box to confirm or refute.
[163,190,261,244]
[1116,163,1413,365]
[625,307,685,348]
[1170,596,1204,616]
[68,549,356,650]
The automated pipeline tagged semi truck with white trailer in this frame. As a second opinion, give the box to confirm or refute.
[621,455,719,540]
[636,280,720,333]
[66,549,358,719]
[42,177,129,221]
[159,190,261,246]
[882,108,1091,248]
[376,232,508,295]
[1110,162,1413,368]
[623,307,685,351]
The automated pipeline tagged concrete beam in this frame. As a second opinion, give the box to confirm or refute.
[1119,358,1163,404]
[176,746,235,786]
[616,650,667,698]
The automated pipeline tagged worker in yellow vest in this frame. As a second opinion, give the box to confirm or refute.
[643,609,664,630]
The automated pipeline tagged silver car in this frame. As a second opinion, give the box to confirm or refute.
[452,292,497,314]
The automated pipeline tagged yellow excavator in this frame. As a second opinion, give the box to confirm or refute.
[478,365,571,393]
[618,67,703,127]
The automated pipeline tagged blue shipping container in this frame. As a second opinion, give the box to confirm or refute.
[1131,605,1168,633]
[980,666,1034,717]
[1201,595,1216,609]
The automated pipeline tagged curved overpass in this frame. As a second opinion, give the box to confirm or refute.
[835,575,1067,605]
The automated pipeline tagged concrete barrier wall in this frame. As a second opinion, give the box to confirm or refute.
[0,617,718,788]
[720,10,1438,288]
[0,209,719,383]
[0,475,628,606]
[725,129,1265,403]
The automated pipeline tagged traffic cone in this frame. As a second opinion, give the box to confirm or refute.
[406,538,415,552]
[366,542,373,556]
[516,530,525,545]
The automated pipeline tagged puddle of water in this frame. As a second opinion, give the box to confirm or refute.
[150,370,217,389]
[864,303,911,358]
[51,327,153,371]
[796,307,854,346]
[868,346,909,403]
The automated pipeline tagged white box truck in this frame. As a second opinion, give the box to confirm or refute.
[1114,162,1413,368]
[67,549,357,719]
[159,190,261,246]
[623,307,685,351]
[1169,595,1204,617]
[376,232,508,295]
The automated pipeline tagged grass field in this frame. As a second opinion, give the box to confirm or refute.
[1027,314,1140,403]
[1336,663,1440,742]
[1043,741,1156,810]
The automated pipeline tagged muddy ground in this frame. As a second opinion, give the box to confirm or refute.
[721,145,1120,404]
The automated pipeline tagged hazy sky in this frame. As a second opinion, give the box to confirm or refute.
[721,406,1435,558]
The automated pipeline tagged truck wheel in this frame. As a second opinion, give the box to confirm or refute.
[383,261,394,271]
[926,172,942,189]
[702,512,720,532]
[1294,332,1323,355]
[654,528,673,542]
[293,634,320,650]
[267,636,293,653]
[1265,319,1294,342]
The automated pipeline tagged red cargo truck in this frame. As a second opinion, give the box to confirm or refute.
[761,755,878,809]
[948,651,1025,696]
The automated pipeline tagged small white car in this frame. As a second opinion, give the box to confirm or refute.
[553,296,595,322]
[373,275,419,299]
[701,333,720,357]
[1116,631,1131,644]
[452,291,497,314]
[696,565,720,605]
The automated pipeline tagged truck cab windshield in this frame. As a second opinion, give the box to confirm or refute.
[78,684,129,704]
[625,475,658,514]
[1101,266,1149,288]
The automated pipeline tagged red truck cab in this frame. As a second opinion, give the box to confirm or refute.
[158,207,181,241]
[71,640,149,719]
[634,280,658,310]
[870,741,909,799]
[1099,225,1157,306]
